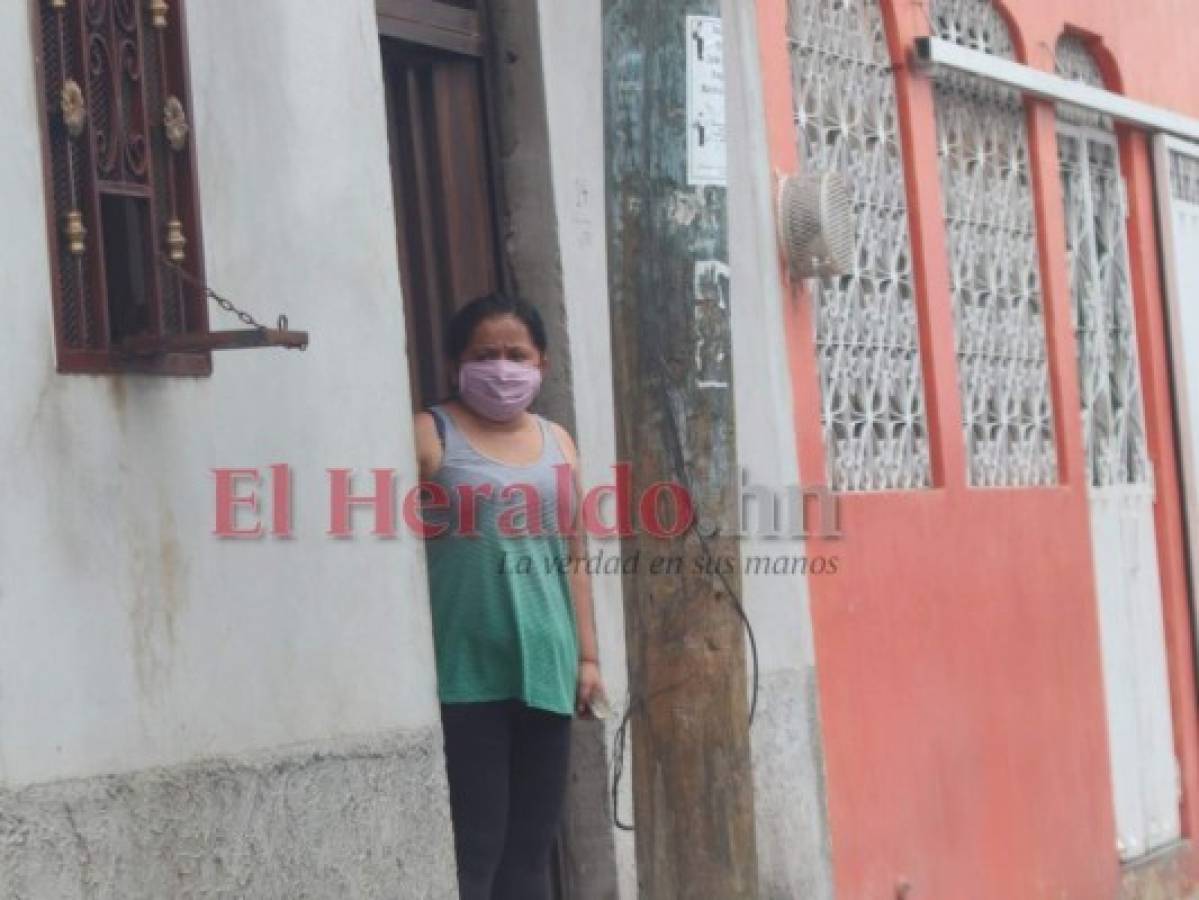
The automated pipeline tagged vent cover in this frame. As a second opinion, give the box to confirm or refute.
[777,172,855,279]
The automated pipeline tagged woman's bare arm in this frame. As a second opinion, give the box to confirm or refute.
[550,422,606,715]
[413,411,443,481]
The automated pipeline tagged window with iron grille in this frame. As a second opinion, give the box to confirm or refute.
[31,0,210,375]
[1055,36,1151,489]
[787,0,933,492]
[929,0,1059,487]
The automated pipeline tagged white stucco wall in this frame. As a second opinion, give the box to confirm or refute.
[536,2,637,895]
[724,0,834,896]
[724,0,817,673]
[0,0,439,787]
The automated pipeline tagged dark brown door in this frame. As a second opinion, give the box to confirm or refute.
[382,36,502,410]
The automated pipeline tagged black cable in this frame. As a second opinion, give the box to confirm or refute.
[608,351,762,831]
[654,351,760,727]
[610,677,689,832]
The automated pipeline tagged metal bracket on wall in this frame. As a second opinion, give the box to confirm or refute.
[914,36,1199,144]
[119,324,308,355]
[118,257,310,356]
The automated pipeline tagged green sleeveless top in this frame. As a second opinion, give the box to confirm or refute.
[423,405,579,716]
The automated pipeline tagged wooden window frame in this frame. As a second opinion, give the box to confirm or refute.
[377,0,484,57]
[29,0,212,376]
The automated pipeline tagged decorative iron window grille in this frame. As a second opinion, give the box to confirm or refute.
[930,0,1059,487]
[1055,38,1151,489]
[787,0,933,492]
[32,0,210,375]
[1172,150,1199,205]
[1053,34,1111,130]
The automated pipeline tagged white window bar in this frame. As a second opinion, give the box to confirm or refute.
[915,36,1199,144]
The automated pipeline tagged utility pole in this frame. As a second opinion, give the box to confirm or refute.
[603,2,758,897]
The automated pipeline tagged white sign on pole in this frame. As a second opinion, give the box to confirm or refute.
[685,15,727,187]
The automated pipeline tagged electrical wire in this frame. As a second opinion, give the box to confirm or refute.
[607,349,762,832]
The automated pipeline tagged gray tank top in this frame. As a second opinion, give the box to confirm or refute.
[423,405,579,716]
[427,405,569,529]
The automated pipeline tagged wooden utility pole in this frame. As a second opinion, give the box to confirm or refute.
[603,2,758,897]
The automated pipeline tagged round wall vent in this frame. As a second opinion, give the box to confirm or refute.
[776,171,856,280]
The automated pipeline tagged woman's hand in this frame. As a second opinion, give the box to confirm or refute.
[575,660,608,719]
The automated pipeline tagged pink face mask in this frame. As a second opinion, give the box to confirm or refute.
[457,359,543,422]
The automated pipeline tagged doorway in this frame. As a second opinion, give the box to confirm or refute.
[1058,122,1180,859]
[1156,133,1199,727]
[379,0,503,410]
[378,3,572,896]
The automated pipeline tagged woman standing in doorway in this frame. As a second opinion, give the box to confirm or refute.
[412,293,608,900]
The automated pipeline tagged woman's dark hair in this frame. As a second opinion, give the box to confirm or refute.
[444,292,548,361]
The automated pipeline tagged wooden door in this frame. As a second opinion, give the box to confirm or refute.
[381,30,502,410]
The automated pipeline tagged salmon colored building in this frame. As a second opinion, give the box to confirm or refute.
[753,0,1199,896]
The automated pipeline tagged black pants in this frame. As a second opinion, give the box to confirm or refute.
[439,700,573,900]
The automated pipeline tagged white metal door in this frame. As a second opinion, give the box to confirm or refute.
[1059,124,1180,860]
[1156,135,1199,625]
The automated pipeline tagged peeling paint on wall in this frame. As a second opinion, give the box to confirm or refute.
[694,259,731,390]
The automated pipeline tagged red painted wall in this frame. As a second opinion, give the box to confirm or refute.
[753,1,1199,897]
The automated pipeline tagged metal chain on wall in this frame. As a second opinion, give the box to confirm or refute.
[930,0,1059,487]
[788,0,933,492]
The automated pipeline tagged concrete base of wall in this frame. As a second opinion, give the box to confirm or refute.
[751,666,834,900]
[0,727,457,900]
[1121,840,1199,900]
[557,720,620,900]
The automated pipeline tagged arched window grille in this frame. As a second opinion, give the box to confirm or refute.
[788,0,932,492]
[1055,36,1150,488]
[930,0,1059,487]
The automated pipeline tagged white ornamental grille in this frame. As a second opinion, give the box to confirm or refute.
[1172,151,1199,204]
[788,0,933,492]
[1055,38,1150,489]
[931,0,1059,487]
[1053,34,1111,129]
[1058,134,1150,487]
